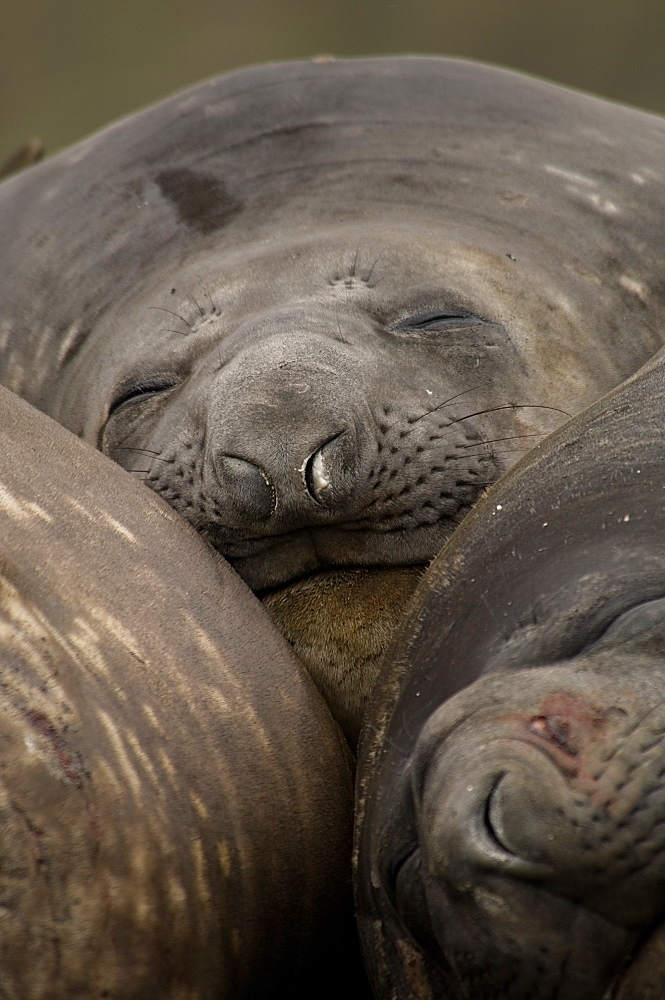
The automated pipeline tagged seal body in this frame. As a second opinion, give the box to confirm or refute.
[2,58,665,739]
[0,384,359,998]
[356,347,665,999]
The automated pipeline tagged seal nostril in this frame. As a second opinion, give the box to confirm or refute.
[483,772,517,858]
[303,433,344,504]
[215,454,276,521]
[309,449,330,494]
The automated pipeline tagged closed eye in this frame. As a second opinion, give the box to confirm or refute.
[394,309,487,332]
[109,379,178,414]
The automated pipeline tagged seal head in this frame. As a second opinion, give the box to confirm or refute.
[3,58,665,739]
[356,349,665,997]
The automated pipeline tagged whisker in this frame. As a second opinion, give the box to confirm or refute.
[446,403,572,426]
[149,306,193,330]
[367,274,389,288]
[446,447,539,458]
[332,303,353,346]
[458,432,545,448]
[116,446,161,455]
[185,289,206,317]
[408,384,490,423]
[364,252,383,284]
[115,446,172,464]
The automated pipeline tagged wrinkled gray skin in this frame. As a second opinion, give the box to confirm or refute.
[0,383,360,999]
[356,347,665,999]
[2,58,665,742]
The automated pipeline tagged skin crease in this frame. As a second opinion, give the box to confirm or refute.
[2,58,665,743]
[355,348,665,999]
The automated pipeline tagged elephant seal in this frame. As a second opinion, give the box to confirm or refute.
[0,384,361,998]
[355,346,665,999]
[2,58,665,742]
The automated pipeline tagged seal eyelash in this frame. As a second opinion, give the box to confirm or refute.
[109,379,178,414]
[395,310,486,332]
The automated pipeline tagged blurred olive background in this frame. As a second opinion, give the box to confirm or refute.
[2,0,665,160]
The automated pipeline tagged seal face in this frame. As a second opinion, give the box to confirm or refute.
[355,349,665,998]
[3,57,665,739]
[99,237,515,587]
[98,235,528,741]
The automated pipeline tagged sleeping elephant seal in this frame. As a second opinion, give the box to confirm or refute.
[355,346,665,999]
[3,58,665,742]
[0,384,361,998]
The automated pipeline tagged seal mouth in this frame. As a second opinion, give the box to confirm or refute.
[222,519,456,593]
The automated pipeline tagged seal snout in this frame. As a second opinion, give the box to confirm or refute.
[421,742,563,884]
[414,677,665,945]
[422,710,617,889]
[205,327,369,530]
[214,429,356,524]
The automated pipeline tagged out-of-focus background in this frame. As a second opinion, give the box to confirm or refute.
[2,0,665,159]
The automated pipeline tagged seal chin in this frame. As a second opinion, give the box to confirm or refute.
[261,566,423,745]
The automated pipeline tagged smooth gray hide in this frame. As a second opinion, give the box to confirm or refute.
[0,385,359,999]
[356,347,665,999]
[2,57,665,741]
